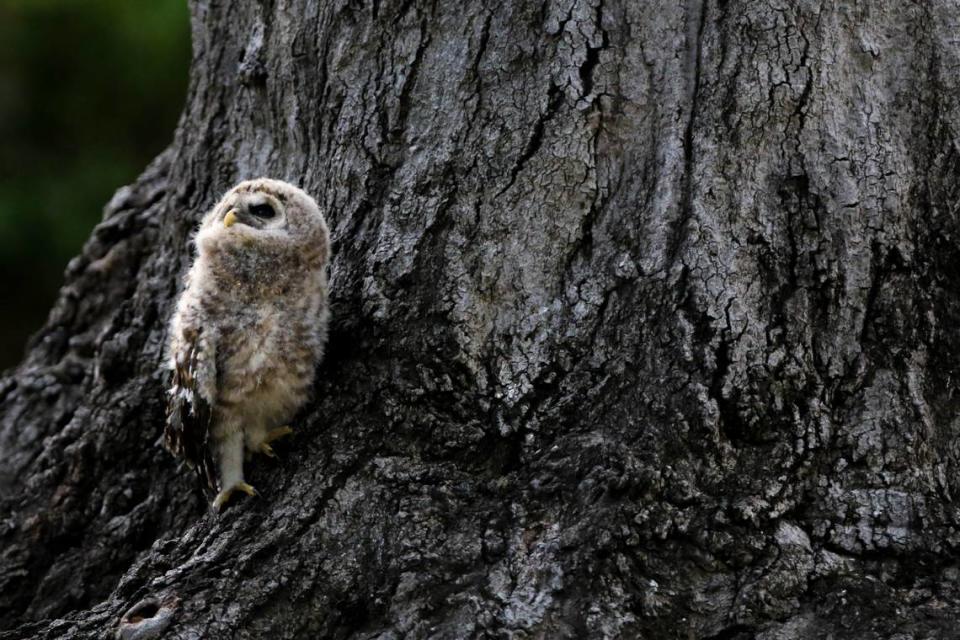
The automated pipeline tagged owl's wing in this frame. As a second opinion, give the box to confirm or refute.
[164,326,218,492]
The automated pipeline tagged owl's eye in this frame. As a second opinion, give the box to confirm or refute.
[249,203,276,219]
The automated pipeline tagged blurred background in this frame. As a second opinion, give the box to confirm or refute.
[0,0,190,370]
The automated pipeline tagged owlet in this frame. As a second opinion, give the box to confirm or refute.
[164,178,330,510]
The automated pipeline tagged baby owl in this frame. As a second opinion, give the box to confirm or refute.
[164,178,330,510]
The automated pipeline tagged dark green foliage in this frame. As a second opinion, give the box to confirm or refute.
[0,0,188,368]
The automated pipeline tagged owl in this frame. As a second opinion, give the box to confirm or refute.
[164,178,330,510]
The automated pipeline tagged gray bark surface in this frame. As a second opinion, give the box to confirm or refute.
[2,1,960,638]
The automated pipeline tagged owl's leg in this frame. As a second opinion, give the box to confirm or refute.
[213,429,257,511]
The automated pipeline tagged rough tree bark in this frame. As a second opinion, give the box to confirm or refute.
[3,0,960,638]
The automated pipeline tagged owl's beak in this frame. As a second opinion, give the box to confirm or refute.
[223,210,238,228]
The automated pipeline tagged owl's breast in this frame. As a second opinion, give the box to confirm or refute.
[217,305,317,421]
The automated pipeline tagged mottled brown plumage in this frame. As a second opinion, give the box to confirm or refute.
[165,325,216,490]
[164,178,330,509]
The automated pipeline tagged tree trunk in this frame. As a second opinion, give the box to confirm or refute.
[3,0,960,638]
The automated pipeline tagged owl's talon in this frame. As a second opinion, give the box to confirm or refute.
[265,426,294,444]
[212,482,258,511]
[259,443,276,458]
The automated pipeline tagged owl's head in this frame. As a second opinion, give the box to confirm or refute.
[195,178,329,267]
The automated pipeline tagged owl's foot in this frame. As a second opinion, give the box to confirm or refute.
[246,427,291,458]
[265,426,294,444]
[212,481,258,511]
[259,443,277,458]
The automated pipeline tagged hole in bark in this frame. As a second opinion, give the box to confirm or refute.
[122,598,159,624]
